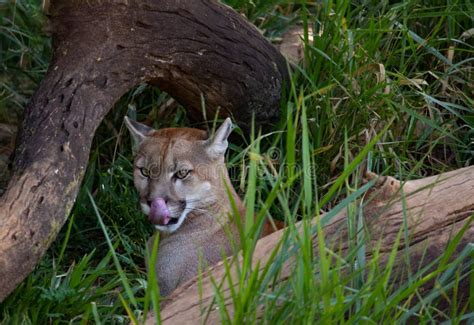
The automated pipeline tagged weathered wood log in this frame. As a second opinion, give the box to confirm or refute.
[0,0,288,301]
[155,166,474,324]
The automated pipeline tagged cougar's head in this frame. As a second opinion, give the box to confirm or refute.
[124,117,234,233]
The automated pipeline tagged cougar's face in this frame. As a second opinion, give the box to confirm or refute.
[125,117,233,233]
[134,134,217,232]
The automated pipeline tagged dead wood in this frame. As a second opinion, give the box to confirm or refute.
[0,0,288,301]
[155,166,474,324]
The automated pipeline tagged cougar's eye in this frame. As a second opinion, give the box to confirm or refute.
[139,167,150,178]
[175,168,191,180]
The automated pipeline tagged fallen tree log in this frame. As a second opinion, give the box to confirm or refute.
[0,0,288,301]
[156,166,474,324]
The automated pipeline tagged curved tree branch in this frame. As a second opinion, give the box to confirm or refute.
[0,0,288,301]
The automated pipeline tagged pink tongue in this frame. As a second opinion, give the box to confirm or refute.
[149,197,171,225]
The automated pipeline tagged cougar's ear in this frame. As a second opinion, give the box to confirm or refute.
[206,118,233,159]
[124,116,154,153]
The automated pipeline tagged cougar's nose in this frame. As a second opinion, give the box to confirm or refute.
[147,197,168,206]
[148,197,171,226]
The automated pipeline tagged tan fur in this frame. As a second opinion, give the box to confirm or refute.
[126,118,245,296]
[125,117,285,297]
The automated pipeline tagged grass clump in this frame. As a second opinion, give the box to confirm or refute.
[1,0,473,324]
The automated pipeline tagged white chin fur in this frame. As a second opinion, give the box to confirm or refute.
[140,202,150,215]
[153,202,193,233]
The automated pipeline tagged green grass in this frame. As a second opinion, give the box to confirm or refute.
[1,0,473,323]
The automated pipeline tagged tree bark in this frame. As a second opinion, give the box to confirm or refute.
[0,0,288,301]
[156,166,474,324]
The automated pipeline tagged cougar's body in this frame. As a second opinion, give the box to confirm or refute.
[125,118,245,296]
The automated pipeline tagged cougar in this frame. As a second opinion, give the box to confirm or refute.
[125,117,248,297]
